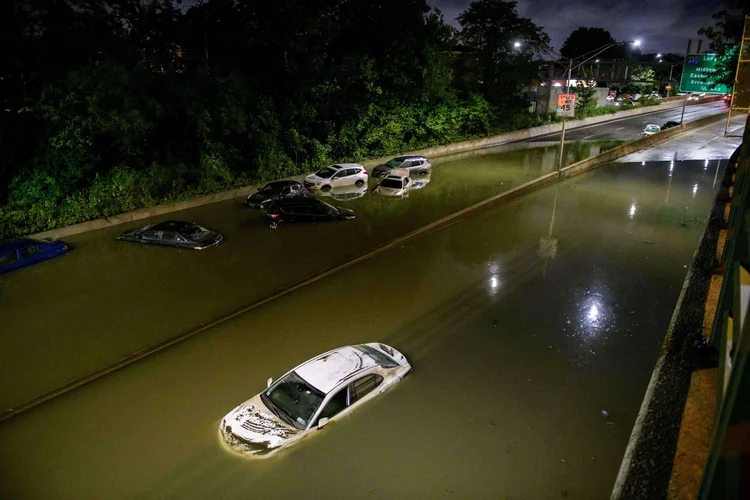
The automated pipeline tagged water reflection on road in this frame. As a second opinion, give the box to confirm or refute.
[0,141,618,410]
[0,158,723,499]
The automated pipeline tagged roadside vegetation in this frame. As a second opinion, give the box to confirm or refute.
[0,0,674,238]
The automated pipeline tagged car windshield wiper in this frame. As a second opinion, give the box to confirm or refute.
[261,393,297,428]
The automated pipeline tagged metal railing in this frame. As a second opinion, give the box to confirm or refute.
[699,113,750,498]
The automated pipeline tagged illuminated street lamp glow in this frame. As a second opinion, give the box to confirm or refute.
[633,40,641,47]
[513,41,521,48]
[656,53,662,58]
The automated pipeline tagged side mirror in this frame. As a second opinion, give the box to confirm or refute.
[267,377,273,388]
[318,417,329,429]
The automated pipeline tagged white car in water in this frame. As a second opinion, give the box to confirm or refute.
[642,124,661,136]
[304,164,368,191]
[373,169,413,198]
[220,343,411,458]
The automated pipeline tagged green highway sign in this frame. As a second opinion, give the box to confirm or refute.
[680,54,731,94]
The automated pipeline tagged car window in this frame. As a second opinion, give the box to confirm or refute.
[380,178,402,189]
[21,245,43,258]
[281,187,292,196]
[385,159,403,168]
[346,168,358,177]
[142,230,161,240]
[161,232,185,243]
[410,160,422,167]
[316,387,349,424]
[316,167,338,179]
[350,375,383,404]
[0,251,19,266]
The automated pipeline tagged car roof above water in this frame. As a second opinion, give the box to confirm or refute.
[151,220,202,231]
[295,346,378,394]
[0,238,52,253]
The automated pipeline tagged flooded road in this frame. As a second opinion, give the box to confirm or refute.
[0,156,725,499]
[0,140,618,410]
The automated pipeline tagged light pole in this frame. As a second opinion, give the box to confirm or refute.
[555,39,640,172]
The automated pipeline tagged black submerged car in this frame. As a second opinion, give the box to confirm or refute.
[244,180,309,209]
[661,121,680,130]
[117,221,223,249]
[267,198,355,227]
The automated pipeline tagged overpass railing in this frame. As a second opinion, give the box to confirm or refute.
[699,114,750,498]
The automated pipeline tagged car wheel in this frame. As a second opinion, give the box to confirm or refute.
[355,179,365,187]
[321,184,331,191]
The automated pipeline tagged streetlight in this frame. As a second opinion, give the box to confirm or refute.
[513,41,521,48]
[633,40,641,47]
[656,53,662,58]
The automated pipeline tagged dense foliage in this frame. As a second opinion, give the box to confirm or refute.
[698,1,749,88]
[0,0,551,237]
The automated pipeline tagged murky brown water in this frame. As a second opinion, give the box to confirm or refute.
[0,141,618,410]
[0,156,724,499]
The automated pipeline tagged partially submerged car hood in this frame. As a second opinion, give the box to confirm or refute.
[221,394,299,455]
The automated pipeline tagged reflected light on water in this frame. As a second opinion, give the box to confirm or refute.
[704,159,709,170]
[587,305,599,321]
[487,262,502,297]
[628,200,637,219]
[693,184,699,197]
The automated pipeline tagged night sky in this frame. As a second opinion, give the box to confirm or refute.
[428,0,726,55]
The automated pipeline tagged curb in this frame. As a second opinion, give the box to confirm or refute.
[31,99,721,241]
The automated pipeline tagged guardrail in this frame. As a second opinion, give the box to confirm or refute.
[697,115,750,498]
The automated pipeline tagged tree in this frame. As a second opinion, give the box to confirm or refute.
[560,27,625,60]
[573,82,596,116]
[457,0,550,107]
[623,65,657,94]
[698,2,749,87]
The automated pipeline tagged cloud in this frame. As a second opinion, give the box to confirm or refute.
[428,0,726,54]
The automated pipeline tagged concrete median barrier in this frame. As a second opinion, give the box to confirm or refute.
[2,110,730,423]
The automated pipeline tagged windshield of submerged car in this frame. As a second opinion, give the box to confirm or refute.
[262,371,325,430]
[385,159,403,168]
[181,224,212,241]
[315,167,338,179]
[379,179,403,189]
[259,183,280,193]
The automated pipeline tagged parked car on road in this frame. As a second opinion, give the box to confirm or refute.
[723,93,732,106]
[372,156,431,178]
[642,124,661,136]
[220,343,411,457]
[315,183,368,202]
[373,169,413,198]
[0,237,70,274]
[117,221,222,249]
[245,181,308,209]
[267,197,355,227]
[661,121,680,130]
[304,164,368,191]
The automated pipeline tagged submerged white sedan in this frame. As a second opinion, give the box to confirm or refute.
[220,343,411,457]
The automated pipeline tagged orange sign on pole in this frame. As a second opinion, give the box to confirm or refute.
[556,93,576,117]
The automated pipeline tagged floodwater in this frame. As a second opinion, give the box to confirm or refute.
[0,157,724,499]
[0,140,619,410]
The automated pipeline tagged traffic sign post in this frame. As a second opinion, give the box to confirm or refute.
[679,53,732,94]
[556,93,576,171]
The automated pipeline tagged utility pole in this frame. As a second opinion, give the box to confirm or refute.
[557,58,573,172]
[667,65,674,97]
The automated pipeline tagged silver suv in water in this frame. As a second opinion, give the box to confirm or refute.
[372,156,431,178]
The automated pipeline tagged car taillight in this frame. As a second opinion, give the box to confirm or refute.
[269,213,279,219]
[63,245,69,251]
[362,169,367,174]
